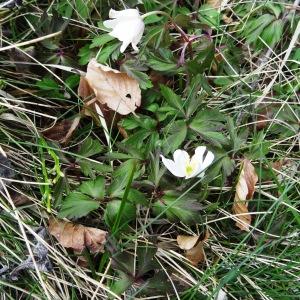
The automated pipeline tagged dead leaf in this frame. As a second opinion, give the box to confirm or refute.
[83,59,141,115]
[232,159,258,231]
[185,242,205,266]
[42,117,81,144]
[177,231,209,266]
[222,14,233,24]
[48,218,107,253]
[78,76,94,100]
[177,235,199,250]
[13,193,31,206]
[207,0,223,9]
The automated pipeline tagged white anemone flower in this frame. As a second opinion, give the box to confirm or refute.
[103,8,145,53]
[161,146,215,179]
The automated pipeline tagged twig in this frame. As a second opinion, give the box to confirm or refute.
[0,32,62,52]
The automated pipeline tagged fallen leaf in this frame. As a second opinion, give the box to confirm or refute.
[232,159,258,231]
[177,231,209,266]
[256,104,274,130]
[13,193,31,206]
[272,159,298,183]
[78,76,94,101]
[48,218,107,253]
[83,59,141,115]
[185,242,205,266]
[42,117,81,144]
[177,235,199,250]
[206,0,223,9]
[222,14,233,24]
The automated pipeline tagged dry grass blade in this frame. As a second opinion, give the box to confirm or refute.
[232,159,258,231]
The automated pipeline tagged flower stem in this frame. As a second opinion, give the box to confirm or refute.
[141,10,169,19]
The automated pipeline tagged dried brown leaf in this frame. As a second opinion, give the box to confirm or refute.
[177,231,209,265]
[42,117,81,144]
[48,218,107,253]
[232,159,258,231]
[84,59,141,115]
[206,0,223,9]
[177,235,199,250]
[13,193,31,206]
[185,242,205,266]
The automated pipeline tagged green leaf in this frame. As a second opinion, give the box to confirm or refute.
[78,44,93,65]
[198,4,220,28]
[110,271,133,296]
[58,192,100,219]
[121,62,153,90]
[260,19,283,47]
[162,120,187,153]
[65,74,80,89]
[90,34,115,48]
[160,85,184,112]
[77,138,103,159]
[152,191,202,224]
[37,77,60,91]
[187,42,215,75]
[127,188,148,206]
[199,131,228,148]
[97,42,120,64]
[104,200,136,229]
[108,159,137,197]
[147,52,178,73]
[75,0,89,20]
[79,176,105,200]
[136,245,158,277]
[243,14,275,45]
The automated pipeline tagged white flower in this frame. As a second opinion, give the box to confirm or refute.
[103,8,145,53]
[161,146,214,179]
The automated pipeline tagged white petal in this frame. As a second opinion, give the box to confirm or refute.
[188,146,206,178]
[173,150,189,176]
[109,8,140,19]
[109,19,143,42]
[202,150,215,170]
[103,19,119,29]
[161,155,185,177]
[120,40,131,53]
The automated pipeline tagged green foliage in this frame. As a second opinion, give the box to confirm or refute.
[152,191,202,224]
[79,176,105,200]
[58,192,100,219]
[104,200,136,229]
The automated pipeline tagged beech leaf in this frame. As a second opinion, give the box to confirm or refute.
[177,235,199,250]
[42,117,81,144]
[232,159,258,231]
[48,218,107,253]
[177,231,209,265]
[82,58,141,115]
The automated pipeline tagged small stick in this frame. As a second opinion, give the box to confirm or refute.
[0,31,61,52]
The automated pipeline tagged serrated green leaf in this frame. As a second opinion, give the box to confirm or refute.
[58,192,100,219]
[162,120,187,153]
[79,176,105,200]
[77,138,103,159]
[104,200,136,228]
[90,34,115,48]
[160,85,184,112]
[152,191,202,224]
[198,4,220,28]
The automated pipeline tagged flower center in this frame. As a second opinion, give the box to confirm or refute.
[185,164,195,176]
